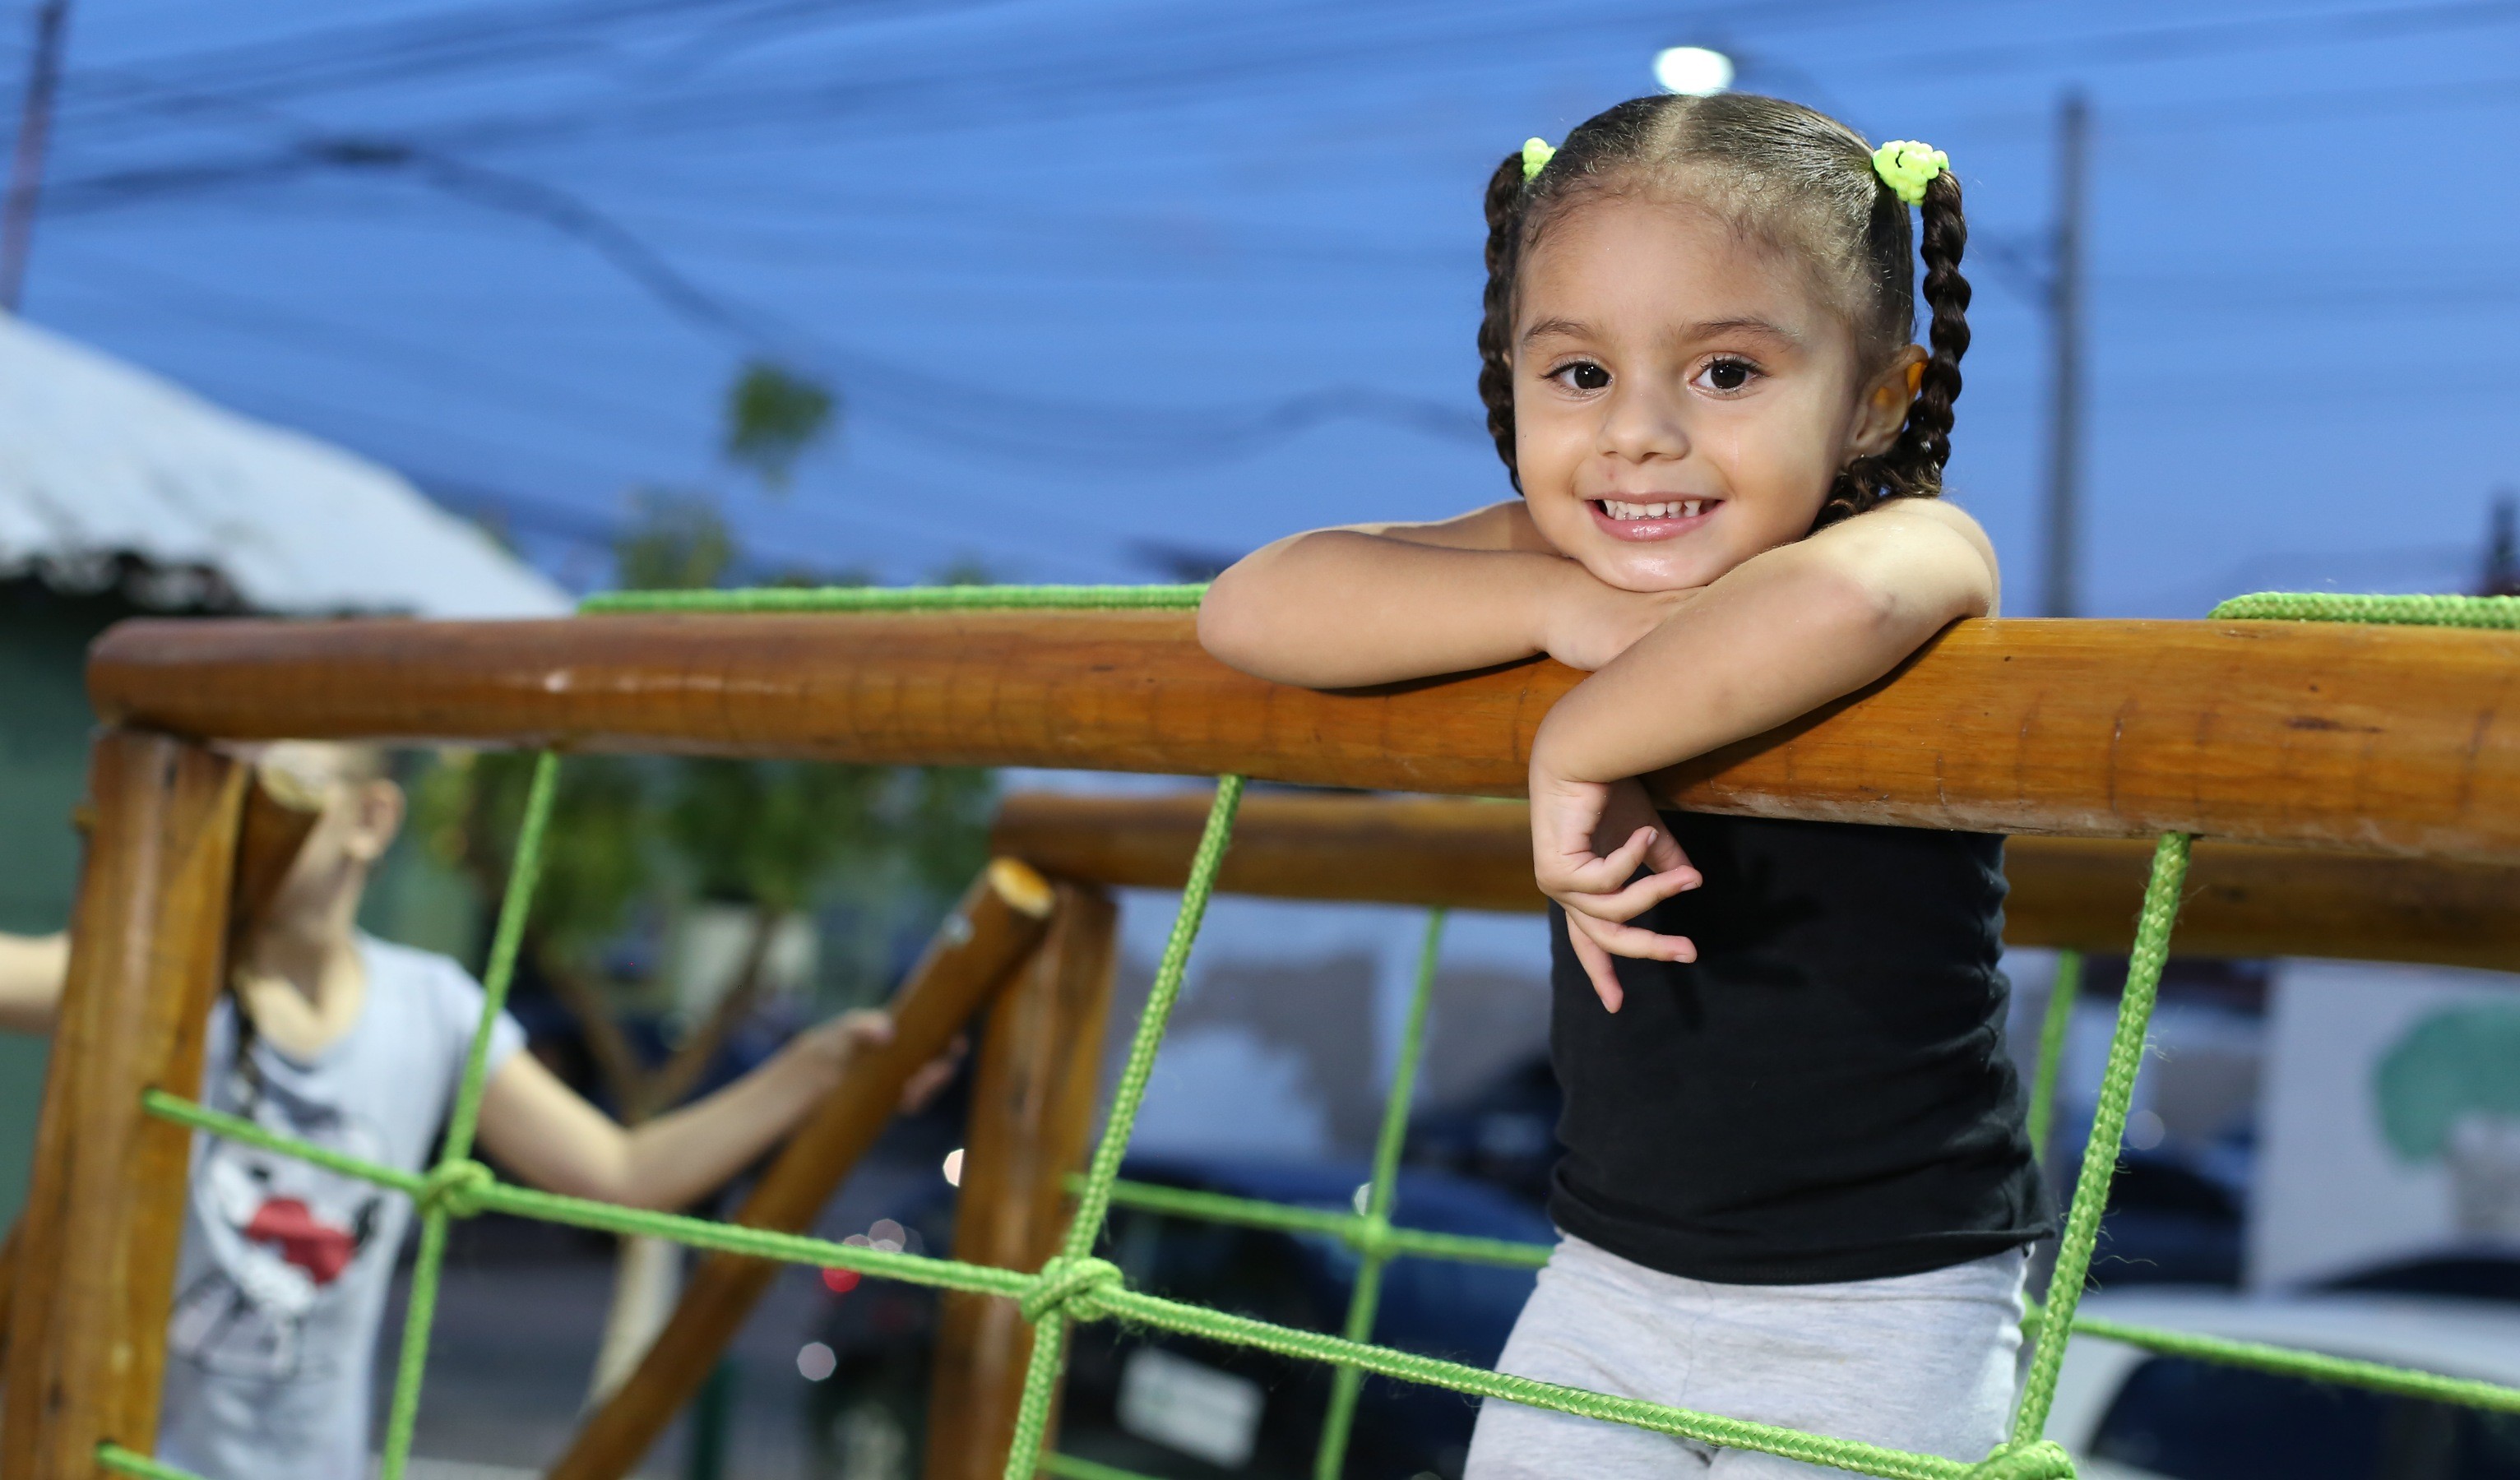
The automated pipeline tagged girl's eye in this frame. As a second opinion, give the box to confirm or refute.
[1698,358,1757,393]
[1553,361,1610,392]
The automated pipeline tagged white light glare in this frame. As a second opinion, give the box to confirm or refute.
[1653,46,1735,97]
[943,1147,965,1187]
[797,1342,838,1381]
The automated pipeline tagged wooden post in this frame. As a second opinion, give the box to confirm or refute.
[549,859,1057,1480]
[3,731,246,1480]
[924,882,1121,1480]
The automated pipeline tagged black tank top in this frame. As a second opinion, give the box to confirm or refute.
[1547,812,2053,1285]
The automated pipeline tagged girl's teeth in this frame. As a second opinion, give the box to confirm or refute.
[1601,500,1707,520]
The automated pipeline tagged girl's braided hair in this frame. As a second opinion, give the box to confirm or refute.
[1478,93,1970,528]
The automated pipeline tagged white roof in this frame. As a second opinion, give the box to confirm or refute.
[0,313,568,618]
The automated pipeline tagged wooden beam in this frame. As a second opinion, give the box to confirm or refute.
[996,791,1545,913]
[3,731,247,1480]
[924,883,1121,1480]
[85,611,2520,861]
[227,762,323,952]
[995,791,2520,972]
[548,859,1057,1480]
[2003,835,2520,969]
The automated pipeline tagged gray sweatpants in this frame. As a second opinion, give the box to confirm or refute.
[1466,1235,2027,1479]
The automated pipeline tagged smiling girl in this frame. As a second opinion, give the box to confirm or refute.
[1200,95,2049,1477]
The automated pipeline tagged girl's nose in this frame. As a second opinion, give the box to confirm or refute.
[1594,379,1691,463]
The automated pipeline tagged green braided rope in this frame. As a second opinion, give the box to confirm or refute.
[2023,949,2082,1165]
[1039,1455,1168,1480]
[123,1072,2520,1480]
[1080,1282,1981,1480]
[2212,591,2520,627]
[2013,832,2190,1445]
[143,1090,1033,1297]
[378,750,559,1480]
[1003,775,1247,1480]
[96,1446,204,1480]
[579,584,1207,615]
[1315,908,1448,1480]
[1090,1177,1550,1269]
[2054,1312,2520,1414]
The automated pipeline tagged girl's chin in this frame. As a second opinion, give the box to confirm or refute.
[1578,552,1714,594]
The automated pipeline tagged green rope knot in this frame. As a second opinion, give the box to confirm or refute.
[1352,1213,1397,1262]
[1968,1440,2076,1480]
[418,1159,494,1220]
[1021,1256,1123,1325]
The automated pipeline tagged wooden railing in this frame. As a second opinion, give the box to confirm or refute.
[12,606,2517,1480]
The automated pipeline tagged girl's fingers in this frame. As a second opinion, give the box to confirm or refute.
[1566,905,1697,964]
[842,1011,896,1045]
[1558,863,1701,923]
[1537,826,1658,895]
[1566,913,1624,1013]
[1640,827,1692,878]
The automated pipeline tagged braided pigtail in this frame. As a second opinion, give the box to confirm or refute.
[1888,170,1970,493]
[1476,150,1528,490]
[1818,168,1971,528]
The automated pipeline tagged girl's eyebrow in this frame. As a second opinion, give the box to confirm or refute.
[1519,317,1593,347]
[1683,316,1801,346]
[1519,315,1804,349]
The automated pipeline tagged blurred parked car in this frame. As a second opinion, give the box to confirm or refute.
[2048,1288,2520,1480]
[805,1155,1551,1480]
[2083,1149,2249,1288]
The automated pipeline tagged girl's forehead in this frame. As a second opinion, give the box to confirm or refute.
[1517,196,1836,341]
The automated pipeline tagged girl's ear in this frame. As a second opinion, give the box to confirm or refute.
[1851,344,1928,457]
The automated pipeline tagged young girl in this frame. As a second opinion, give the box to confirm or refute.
[2,742,945,1480]
[1200,95,2048,1477]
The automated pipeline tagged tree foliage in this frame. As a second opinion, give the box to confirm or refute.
[723,359,836,490]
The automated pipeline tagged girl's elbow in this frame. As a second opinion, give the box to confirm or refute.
[1197,567,1303,681]
[1195,580,1262,670]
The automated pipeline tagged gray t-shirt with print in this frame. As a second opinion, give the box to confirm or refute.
[156,936,526,1480]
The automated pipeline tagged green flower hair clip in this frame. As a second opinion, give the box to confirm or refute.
[1870,140,1949,206]
[1522,137,1556,182]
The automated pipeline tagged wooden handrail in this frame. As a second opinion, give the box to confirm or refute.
[88,610,2520,860]
[994,792,2520,972]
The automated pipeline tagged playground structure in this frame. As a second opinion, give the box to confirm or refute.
[7,588,2520,1480]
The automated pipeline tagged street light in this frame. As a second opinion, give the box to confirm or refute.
[1652,45,1735,97]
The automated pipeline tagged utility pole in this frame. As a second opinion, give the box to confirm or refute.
[2039,90,2087,618]
[1,0,73,313]
[2483,489,2518,597]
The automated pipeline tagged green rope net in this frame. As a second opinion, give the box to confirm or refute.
[99,585,2520,1480]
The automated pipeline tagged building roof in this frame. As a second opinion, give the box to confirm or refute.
[0,314,567,617]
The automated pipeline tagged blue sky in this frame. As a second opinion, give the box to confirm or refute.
[14,0,2518,613]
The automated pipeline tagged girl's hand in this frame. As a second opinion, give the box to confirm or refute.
[1537,577,1701,672]
[1528,765,1700,1012]
[790,1009,895,1086]
[794,1011,966,1113]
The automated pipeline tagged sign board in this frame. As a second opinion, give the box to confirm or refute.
[2252,960,2520,1288]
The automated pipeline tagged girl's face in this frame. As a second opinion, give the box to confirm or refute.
[1511,192,1920,592]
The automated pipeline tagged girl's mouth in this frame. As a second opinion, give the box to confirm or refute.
[1589,497,1719,541]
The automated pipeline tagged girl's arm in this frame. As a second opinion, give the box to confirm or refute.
[474,1010,898,1210]
[1536,499,2000,1006]
[0,932,67,1035]
[1199,502,1695,686]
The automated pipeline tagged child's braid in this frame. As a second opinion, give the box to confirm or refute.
[1886,170,1971,496]
[1476,150,1529,490]
[1820,169,1971,526]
